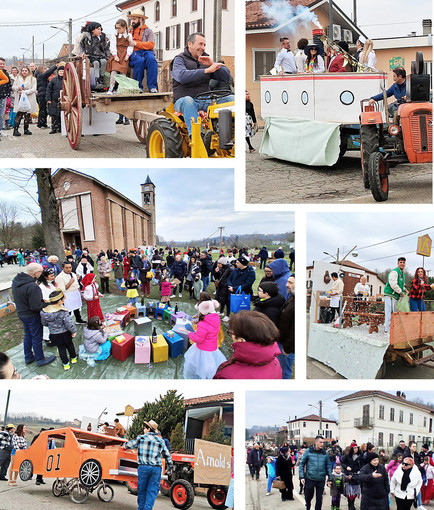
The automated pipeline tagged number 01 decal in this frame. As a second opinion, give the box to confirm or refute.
[46,454,61,471]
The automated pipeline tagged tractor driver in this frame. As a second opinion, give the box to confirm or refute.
[171,32,234,136]
[368,67,407,117]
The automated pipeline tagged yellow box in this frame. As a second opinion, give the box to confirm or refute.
[150,334,169,363]
[115,335,125,343]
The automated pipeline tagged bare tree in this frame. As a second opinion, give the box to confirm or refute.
[0,200,20,248]
[35,169,64,259]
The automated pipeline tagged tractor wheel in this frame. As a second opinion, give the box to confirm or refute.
[368,152,389,202]
[360,124,379,189]
[170,479,195,510]
[19,459,33,481]
[97,483,114,503]
[207,486,228,509]
[160,478,171,497]
[70,483,89,504]
[79,459,102,488]
[126,480,138,495]
[146,118,184,158]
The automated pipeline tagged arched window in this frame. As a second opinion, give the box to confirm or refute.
[155,1,160,21]
[172,0,177,17]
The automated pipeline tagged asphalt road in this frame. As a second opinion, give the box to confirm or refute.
[0,479,211,509]
[245,132,432,204]
[0,122,146,158]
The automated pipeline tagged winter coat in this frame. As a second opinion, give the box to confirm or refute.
[227,265,256,295]
[166,254,175,267]
[330,473,349,497]
[36,65,56,99]
[248,448,263,467]
[268,259,290,299]
[125,278,139,290]
[299,446,332,482]
[45,261,62,276]
[138,259,152,281]
[40,307,77,335]
[79,32,111,60]
[358,462,389,508]
[83,327,108,354]
[186,262,201,282]
[113,263,124,279]
[97,260,111,277]
[341,452,363,476]
[386,460,401,479]
[161,281,173,297]
[390,465,422,500]
[199,256,213,277]
[254,293,285,326]
[12,272,46,318]
[276,454,294,490]
[279,294,294,354]
[403,448,421,466]
[171,259,187,279]
[12,74,38,114]
[213,341,282,379]
[213,264,233,303]
[0,69,11,99]
[188,313,220,351]
[45,75,63,116]
[258,248,268,260]
[130,255,142,270]
[192,277,203,300]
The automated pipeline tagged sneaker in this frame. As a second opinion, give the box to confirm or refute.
[106,90,113,95]
[76,319,86,324]
[25,356,36,364]
[222,316,230,322]
[36,355,56,367]
[266,492,271,496]
[71,357,78,364]
[124,118,130,125]
[218,312,224,317]
[150,88,158,93]
[178,293,182,298]
[170,295,176,298]
[63,363,71,371]
[115,118,124,125]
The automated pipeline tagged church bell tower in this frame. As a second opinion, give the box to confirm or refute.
[141,175,156,245]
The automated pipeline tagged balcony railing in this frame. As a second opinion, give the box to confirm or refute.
[354,417,374,429]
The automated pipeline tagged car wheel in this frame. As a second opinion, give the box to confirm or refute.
[79,459,102,488]
[19,459,33,481]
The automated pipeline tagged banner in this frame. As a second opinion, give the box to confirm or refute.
[193,439,231,485]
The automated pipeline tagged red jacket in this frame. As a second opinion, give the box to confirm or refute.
[188,313,220,352]
[213,341,282,379]
[329,53,346,73]
[409,277,431,300]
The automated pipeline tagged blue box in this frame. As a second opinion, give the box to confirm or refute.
[154,303,167,320]
[172,322,194,350]
[146,302,157,318]
[163,331,184,358]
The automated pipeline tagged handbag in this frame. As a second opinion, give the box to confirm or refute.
[18,90,31,113]
[272,480,286,490]
[103,272,110,278]
[230,286,251,314]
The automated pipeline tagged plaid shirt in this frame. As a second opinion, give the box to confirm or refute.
[125,432,173,469]
[410,277,431,300]
[12,435,27,450]
[0,431,12,450]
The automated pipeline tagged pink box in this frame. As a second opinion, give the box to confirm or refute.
[135,336,151,364]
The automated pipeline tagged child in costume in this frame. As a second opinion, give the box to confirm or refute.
[40,290,77,370]
[125,270,139,305]
[330,464,349,510]
[81,273,104,321]
[184,300,226,379]
[107,19,134,95]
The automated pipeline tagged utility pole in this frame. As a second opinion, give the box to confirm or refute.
[218,226,224,252]
[213,0,222,61]
[353,0,357,25]
[32,35,35,61]
[3,390,11,428]
[319,400,323,435]
[68,18,73,59]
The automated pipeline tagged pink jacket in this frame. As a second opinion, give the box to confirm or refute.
[213,341,282,379]
[386,460,401,479]
[161,281,173,297]
[188,313,220,352]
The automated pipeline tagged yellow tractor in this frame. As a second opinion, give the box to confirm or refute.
[146,90,235,158]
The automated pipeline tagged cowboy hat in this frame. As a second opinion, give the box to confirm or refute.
[143,419,158,432]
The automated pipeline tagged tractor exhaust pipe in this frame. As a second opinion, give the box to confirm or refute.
[218,109,233,150]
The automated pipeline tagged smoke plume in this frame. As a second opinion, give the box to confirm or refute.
[262,0,322,34]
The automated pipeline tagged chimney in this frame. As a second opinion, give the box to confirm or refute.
[423,19,432,36]
[402,393,406,399]
[396,391,401,397]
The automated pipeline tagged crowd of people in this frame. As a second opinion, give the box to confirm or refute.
[248,437,434,510]
[3,243,295,379]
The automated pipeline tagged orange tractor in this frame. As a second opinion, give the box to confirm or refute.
[359,52,432,201]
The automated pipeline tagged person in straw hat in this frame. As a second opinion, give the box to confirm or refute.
[123,419,173,510]
[128,9,159,93]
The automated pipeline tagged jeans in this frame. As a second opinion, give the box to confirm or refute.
[260,258,267,269]
[304,478,325,510]
[129,50,158,91]
[0,97,6,131]
[37,95,48,127]
[384,296,397,333]
[174,94,235,135]
[129,298,137,305]
[409,297,425,311]
[133,268,140,281]
[137,464,161,510]
[19,314,45,362]
[202,275,210,292]
[116,278,124,291]
[277,343,294,379]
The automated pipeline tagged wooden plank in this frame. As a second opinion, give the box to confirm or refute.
[93,94,172,118]
[390,312,434,345]
[134,111,164,122]
[421,311,434,337]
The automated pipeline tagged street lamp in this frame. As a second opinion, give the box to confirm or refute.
[20,47,31,65]
[308,401,323,435]
[50,18,73,59]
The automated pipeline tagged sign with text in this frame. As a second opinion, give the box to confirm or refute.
[417,234,432,257]
[193,439,231,485]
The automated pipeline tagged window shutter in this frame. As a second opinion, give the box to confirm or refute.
[184,22,190,46]
[166,27,170,50]
[197,19,202,33]
[176,24,181,49]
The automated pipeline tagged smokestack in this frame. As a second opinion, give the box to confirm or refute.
[396,391,401,397]
[423,19,432,36]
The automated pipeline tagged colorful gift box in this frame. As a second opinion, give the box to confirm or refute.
[111,333,135,361]
[135,304,147,318]
[164,307,176,324]
[125,304,137,319]
[154,303,167,320]
[113,309,131,328]
[163,331,184,358]
[106,320,123,340]
[172,323,194,350]
[151,334,169,363]
[145,302,157,318]
[133,316,152,337]
[135,336,151,364]
[170,310,191,326]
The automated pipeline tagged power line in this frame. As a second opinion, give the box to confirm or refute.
[356,226,434,251]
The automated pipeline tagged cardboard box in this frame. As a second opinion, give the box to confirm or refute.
[135,336,151,364]
[150,334,169,363]
[172,323,194,350]
[125,304,137,319]
[146,302,157,318]
[113,309,130,328]
[164,307,176,324]
[111,333,135,361]
[154,303,167,320]
[0,302,15,319]
[133,316,152,337]
[163,331,184,358]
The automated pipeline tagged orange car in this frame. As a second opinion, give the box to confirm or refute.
[13,427,138,503]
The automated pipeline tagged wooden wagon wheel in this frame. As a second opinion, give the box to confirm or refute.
[60,62,83,150]
[133,119,148,144]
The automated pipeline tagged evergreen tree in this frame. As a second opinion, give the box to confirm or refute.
[203,414,231,445]
[128,390,184,440]
[170,422,186,452]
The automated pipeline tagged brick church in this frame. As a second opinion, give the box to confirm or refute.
[52,169,156,254]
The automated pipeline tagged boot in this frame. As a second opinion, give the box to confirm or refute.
[23,119,32,135]
[13,127,21,136]
[13,116,21,136]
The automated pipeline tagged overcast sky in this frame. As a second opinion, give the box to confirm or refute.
[307,212,434,275]
[0,1,431,60]
[246,390,434,428]
[0,168,294,242]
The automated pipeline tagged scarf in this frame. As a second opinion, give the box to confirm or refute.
[400,467,411,491]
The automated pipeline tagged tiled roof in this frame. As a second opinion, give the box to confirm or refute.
[288,413,337,423]
[246,0,319,29]
[58,44,69,59]
[335,391,434,413]
[184,392,234,406]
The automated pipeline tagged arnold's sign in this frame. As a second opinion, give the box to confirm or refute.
[193,439,231,485]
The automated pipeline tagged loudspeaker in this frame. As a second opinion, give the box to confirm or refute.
[406,74,431,102]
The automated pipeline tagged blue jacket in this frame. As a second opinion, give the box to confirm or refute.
[299,445,332,482]
[227,265,256,295]
[170,259,187,279]
[371,80,406,103]
[268,259,290,299]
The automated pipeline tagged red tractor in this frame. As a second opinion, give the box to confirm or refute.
[359,52,432,201]
[127,452,228,510]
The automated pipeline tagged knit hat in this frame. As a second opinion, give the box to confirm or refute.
[237,254,250,266]
[217,257,227,265]
[366,452,379,463]
[198,299,219,316]
[258,281,279,297]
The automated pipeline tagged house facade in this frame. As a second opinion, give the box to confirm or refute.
[287,413,338,443]
[336,391,434,452]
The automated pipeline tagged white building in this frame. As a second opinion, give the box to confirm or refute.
[287,414,339,443]
[336,391,434,452]
[115,0,235,63]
